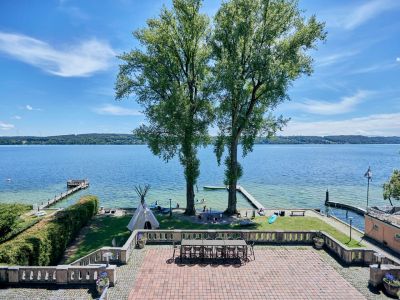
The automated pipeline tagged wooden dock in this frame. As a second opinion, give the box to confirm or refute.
[203,185,265,210]
[38,179,89,210]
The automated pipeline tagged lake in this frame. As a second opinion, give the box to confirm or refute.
[1,144,399,230]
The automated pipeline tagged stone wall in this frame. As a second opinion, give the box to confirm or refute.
[0,264,116,286]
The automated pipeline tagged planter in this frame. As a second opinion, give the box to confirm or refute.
[313,237,324,250]
[384,281,400,298]
[97,284,109,296]
[137,239,146,249]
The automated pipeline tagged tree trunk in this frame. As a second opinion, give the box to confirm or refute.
[182,135,198,215]
[185,179,196,215]
[226,138,238,215]
[389,197,393,206]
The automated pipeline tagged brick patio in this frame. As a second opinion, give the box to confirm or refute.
[128,248,365,300]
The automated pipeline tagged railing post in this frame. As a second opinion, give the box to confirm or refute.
[56,265,69,285]
[7,267,19,284]
[105,265,117,286]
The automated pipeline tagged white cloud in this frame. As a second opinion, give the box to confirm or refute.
[294,90,371,115]
[316,50,359,68]
[282,113,400,136]
[340,0,400,30]
[94,104,142,116]
[0,32,115,77]
[25,104,41,111]
[12,115,22,120]
[0,121,15,130]
[396,57,400,62]
[350,62,398,75]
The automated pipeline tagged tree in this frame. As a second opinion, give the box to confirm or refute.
[383,170,400,206]
[211,0,326,214]
[116,0,212,215]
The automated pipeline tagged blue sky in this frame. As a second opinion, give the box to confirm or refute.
[0,0,399,136]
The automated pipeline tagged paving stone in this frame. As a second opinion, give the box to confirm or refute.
[128,247,365,300]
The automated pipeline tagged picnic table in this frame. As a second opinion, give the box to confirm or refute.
[180,239,248,261]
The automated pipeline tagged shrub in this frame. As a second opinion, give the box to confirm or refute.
[0,196,98,266]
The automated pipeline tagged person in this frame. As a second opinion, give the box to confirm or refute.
[155,200,158,206]
[203,205,206,212]
[201,198,205,203]
[196,199,199,203]
[176,203,180,208]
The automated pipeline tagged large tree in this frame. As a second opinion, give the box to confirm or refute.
[212,0,326,214]
[116,0,212,215]
[383,170,400,206]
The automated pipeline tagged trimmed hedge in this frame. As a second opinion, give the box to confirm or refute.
[0,196,98,266]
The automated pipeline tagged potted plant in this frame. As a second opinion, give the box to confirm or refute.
[137,233,147,249]
[383,273,400,298]
[313,232,324,250]
[96,271,109,296]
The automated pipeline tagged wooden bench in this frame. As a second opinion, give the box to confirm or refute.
[290,210,305,216]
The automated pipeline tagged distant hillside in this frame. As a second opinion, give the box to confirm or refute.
[1,134,400,145]
[0,134,143,145]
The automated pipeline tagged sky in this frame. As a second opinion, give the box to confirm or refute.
[0,0,399,137]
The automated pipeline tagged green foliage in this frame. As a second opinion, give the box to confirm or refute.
[383,170,400,206]
[0,196,98,266]
[0,134,144,145]
[0,204,32,238]
[116,0,213,214]
[1,134,399,145]
[65,215,131,264]
[211,0,326,213]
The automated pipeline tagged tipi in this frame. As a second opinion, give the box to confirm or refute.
[127,185,160,231]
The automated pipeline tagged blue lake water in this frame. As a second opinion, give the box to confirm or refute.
[1,144,399,230]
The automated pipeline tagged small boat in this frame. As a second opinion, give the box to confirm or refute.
[268,214,277,224]
[203,186,227,190]
[35,211,47,217]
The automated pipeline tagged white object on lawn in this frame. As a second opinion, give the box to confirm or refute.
[127,201,160,231]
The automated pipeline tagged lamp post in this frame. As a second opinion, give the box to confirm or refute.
[374,252,385,269]
[364,166,372,208]
[169,198,172,218]
[349,217,353,242]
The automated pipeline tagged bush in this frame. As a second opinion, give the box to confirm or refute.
[0,196,98,266]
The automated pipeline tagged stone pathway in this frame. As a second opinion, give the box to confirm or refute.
[317,249,389,299]
[128,247,365,300]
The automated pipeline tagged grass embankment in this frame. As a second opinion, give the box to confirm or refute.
[68,213,361,262]
[65,215,131,263]
[0,203,39,243]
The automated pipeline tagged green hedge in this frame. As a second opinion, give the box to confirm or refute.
[0,196,98,266]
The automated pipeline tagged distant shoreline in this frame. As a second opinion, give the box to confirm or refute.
[1,134,400,145]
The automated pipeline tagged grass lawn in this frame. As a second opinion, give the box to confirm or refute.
[67,213,362,262]
[157,215,362,248]
[65,215,131,263]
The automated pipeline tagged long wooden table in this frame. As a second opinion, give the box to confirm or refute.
[180,239,247,260]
